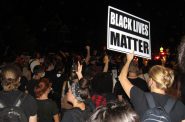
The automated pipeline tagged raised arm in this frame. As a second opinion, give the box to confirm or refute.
[118,52,134,98]
[76,61,83,80]
[103,55,109,72]
[85,45,91,65]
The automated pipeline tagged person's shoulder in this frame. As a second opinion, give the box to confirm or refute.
[47,99,58,105]
[23,92,37,105]
[130,85,145,97]
[131,85,142,92]
[175,99,185,109]
[0,90,23,97]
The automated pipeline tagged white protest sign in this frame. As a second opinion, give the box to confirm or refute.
[107,6,151,59]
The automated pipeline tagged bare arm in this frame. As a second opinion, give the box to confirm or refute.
[103,55,109,72]
[85,45,91,65]
[182,120,185,122]
[61,81,67,98]
[53,114,60,122]
[76,61,83,80]
[29,115,37,122]
[118,53,134,98]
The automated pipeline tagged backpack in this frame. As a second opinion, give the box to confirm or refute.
[0,92,28,122]
[141,93,176,122]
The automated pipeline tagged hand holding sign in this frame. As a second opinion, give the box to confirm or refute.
[127,51,134,62]
[85,45,90,51]
[103,55,110,64]
[107,6,151,59]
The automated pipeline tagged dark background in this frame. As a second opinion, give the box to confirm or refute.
[0,0,185,55]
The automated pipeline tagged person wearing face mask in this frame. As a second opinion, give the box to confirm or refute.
[26,65,45,97]
[119,52,185,122]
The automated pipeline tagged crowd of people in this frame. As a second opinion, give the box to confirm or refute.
[0,39,185,122]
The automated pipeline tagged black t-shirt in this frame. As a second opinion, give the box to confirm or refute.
[114,77,149,104]
[129,77,149,92]
[37,99,59,122]
[114,77,149,95]
[45,70,66,111]
[131,86,185,122]
[61,107,91,122]
[0,90,37,120]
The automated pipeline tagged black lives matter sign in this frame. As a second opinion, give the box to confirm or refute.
[107,6,151,59]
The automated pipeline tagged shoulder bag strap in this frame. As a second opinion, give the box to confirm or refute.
[0,92,7,108]
[0,99,6,108]
[145,93,156,108]
[164,98,176,113]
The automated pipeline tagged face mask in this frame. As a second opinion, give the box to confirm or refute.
[56,73,61,78]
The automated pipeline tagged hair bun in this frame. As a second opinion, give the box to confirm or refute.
[163,68,174,88]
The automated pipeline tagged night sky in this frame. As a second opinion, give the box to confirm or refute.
[0,0,185,54]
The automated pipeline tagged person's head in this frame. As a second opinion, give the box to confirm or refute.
[88,101,139,122]
[148,65,174,91]
[90,56,97,65]
[128,61,139,75]
[1,64,22,91]
[34,78,52,98]
[67,78,89,105]
[44,55,55,71]
[33,65,45,79]
[55,62,65,75]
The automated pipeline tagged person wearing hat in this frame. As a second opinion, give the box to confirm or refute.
[61,62,91,122]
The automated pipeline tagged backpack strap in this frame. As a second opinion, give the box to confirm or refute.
[0,99,6,108]
[13,92,27,107]
[164,98,176,113]
[0,92,27,108]
[145,93,156,108]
